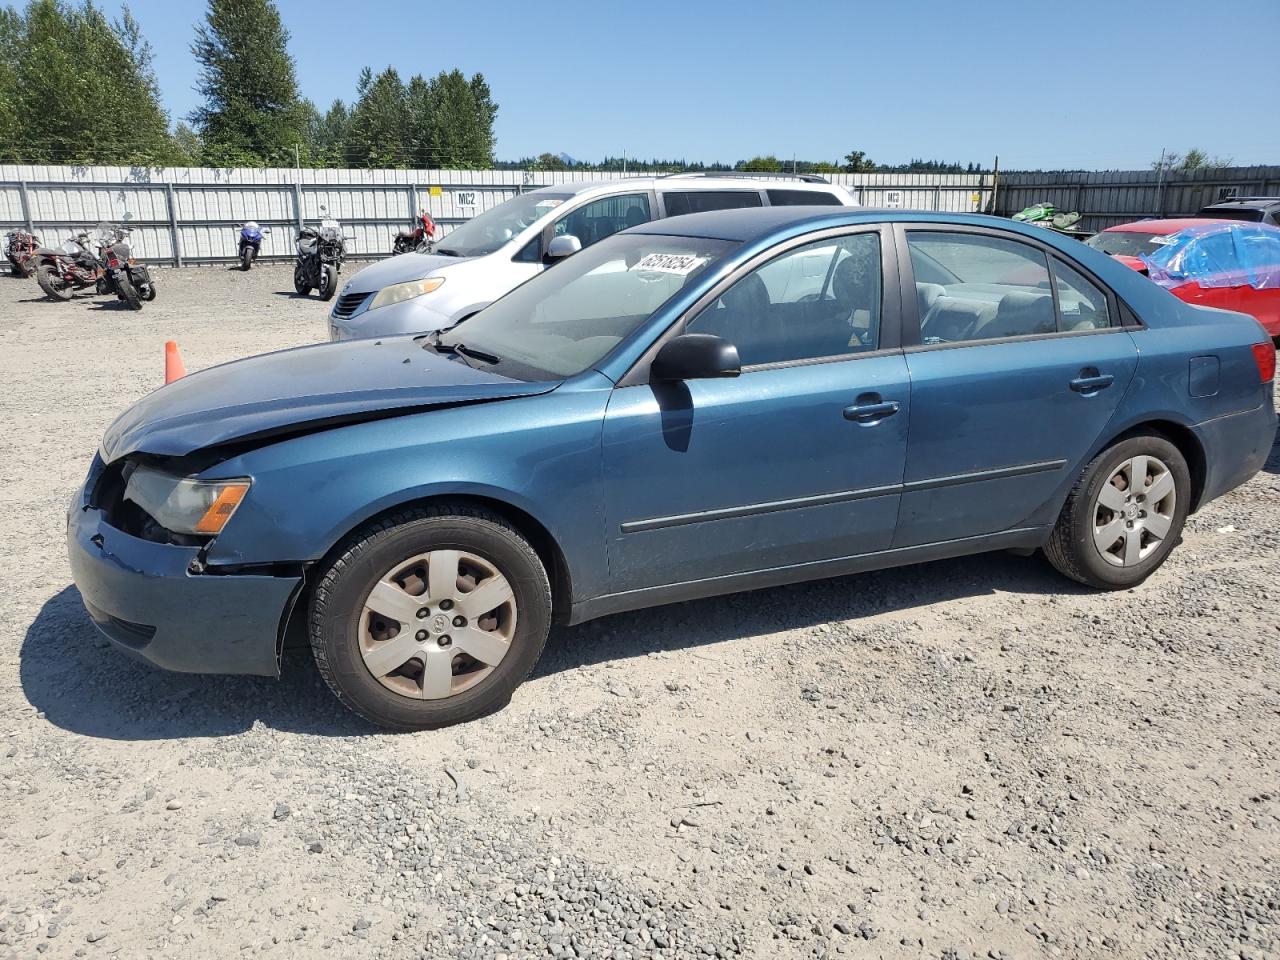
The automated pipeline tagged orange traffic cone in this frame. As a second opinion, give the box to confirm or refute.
[164,340,187,384]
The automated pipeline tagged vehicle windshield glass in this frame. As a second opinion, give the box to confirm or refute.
[438,233,735,379]
[435,191,573,257]
[1084,231,1172,257]
[1199,208,1265,224]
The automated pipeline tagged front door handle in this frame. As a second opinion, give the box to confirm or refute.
[843,398,901,422]
[1069,373,1115,393]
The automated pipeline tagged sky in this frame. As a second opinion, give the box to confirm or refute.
[100,0,1279,170]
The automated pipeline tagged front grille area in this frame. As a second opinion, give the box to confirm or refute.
[331,291,369,320]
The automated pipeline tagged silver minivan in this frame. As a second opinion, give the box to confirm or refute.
[328,174,857,340]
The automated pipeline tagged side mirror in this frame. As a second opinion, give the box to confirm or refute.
[651,334,741,382]
[546,235,582,260]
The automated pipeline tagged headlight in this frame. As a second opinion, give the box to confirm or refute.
[369,277,445,311]
[124,465,251,536]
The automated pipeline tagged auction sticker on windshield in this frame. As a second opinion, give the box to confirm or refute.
[631,253,707,275]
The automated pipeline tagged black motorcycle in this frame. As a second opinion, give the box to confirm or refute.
[294,211,348,300]
[94,221,156,310]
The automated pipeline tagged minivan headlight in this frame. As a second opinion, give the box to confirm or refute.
[370,277,445,311]
[124,465,251,535]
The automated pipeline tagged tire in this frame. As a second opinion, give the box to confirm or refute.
[309,505,552,731]
[1044,434,1190,590]
[117,275,143,310]
[241,246,254,271]
[318,264,337,301]
[293,264,310,295]
[142,279,157,302]
[36,263,72,301]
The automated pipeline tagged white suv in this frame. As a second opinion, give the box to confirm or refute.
[328,174,856,340]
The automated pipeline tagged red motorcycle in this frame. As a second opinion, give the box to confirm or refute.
[5,229,41,277]
[33,230,101,301]
[391,209,437,255]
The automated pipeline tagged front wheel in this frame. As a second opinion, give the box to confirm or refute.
[318,263,337,301]
[241,246,255,271]
[293,263,311,295]
[309,506,552,730]
[1045,435,1190,589]
[116,274,143,310]
[36,263,72,301]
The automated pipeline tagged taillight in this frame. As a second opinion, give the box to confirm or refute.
[1252,340,1276,383]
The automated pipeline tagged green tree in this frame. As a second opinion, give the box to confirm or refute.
[171,121,201,164]
[0,7,21,161]
[739,155,782,172]
[10,0,176,164]
[842,150,876,173]
[190,0,306,166]
[418,69,496,167]
[344,67,410,167]
[303,98,348,167]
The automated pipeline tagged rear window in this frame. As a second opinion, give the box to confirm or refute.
[1197,206,1266,224]
[1084,231,1172,258]
[661,191,762,217]
[767,189,842,206]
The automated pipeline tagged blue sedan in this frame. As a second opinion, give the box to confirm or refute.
[68,208,1277,729]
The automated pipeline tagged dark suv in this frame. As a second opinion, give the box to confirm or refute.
[1196,197,1280,227]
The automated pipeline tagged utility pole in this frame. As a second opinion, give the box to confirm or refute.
[293,143,301,172]
[1154,147,1168,217]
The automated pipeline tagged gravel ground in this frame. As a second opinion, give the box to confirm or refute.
[0,264,1278,960]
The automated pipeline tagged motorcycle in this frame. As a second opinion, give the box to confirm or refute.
[238,220,270,270]
[93,221,156,310]
[5,228,41,277]
[33,230,101,301]
[392,209,436,255]
[294,207,348,300]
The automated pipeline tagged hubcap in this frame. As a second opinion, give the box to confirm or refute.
[358,550,516,699]
[1093,455,1176,567]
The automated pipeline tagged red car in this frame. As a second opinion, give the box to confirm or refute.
[1086,218,1280,336]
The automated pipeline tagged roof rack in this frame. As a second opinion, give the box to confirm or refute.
[659,171,832,185]
[1206,196,1280,203]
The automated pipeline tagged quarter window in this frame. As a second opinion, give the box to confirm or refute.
[687,232,881,367]
[906,232,1055,343]
[661,191,763,217]
[1051,258,1111,330]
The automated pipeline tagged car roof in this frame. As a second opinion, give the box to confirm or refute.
[1201,198,1280,209]
[1103,218,1232,235]
[624,207,1049,243]
[527,175,844,200]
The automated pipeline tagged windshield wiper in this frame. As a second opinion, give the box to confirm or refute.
[433,247,464,257]
[453,343,500,365]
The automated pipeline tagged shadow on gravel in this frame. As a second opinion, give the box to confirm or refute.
[20,586,370,740]
[1262,419,1280,475]
[271,291,311,300]
[534,549,1089,681]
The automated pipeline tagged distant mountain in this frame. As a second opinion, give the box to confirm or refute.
[558,152,577,167]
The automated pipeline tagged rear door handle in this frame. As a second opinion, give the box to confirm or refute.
[1069,373,1115,393]
[843,399,901,422]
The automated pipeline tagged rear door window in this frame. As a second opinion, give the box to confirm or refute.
[766,189,842,206]
[1051,258,1111,331]
[661,191,763,217]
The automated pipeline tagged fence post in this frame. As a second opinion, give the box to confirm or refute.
[293,181,304,234]
[18,180,34,234]
[933,183,941,211]
[410,183,419,220]
[166,182,182,267]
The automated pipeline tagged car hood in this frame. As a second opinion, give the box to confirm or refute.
[342,251,473,294]
[102,336,556,462]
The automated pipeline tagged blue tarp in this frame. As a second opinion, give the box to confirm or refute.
[1141,222,1280,291]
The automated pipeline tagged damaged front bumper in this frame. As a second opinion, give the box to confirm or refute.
[66,479,300,677]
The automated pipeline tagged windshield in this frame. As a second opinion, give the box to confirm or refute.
[1085,231,1172,257]
[435,191,573,257]
[437,233,735,379]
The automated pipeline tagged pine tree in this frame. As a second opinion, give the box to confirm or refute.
[190,0,306,166]
[302,98,348,167]
[344,67,410,167]
[421,69,496,167]
[0,7,20,162]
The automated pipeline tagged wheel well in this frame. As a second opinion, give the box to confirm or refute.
[306,494,574,625]
[1106,420,1207,512]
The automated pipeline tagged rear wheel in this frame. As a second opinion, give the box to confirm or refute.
[117,275,142,310]
[309,506,552,730]
[36,263,72,301]
[1045,435,1189,589]
[142,279,157,301]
